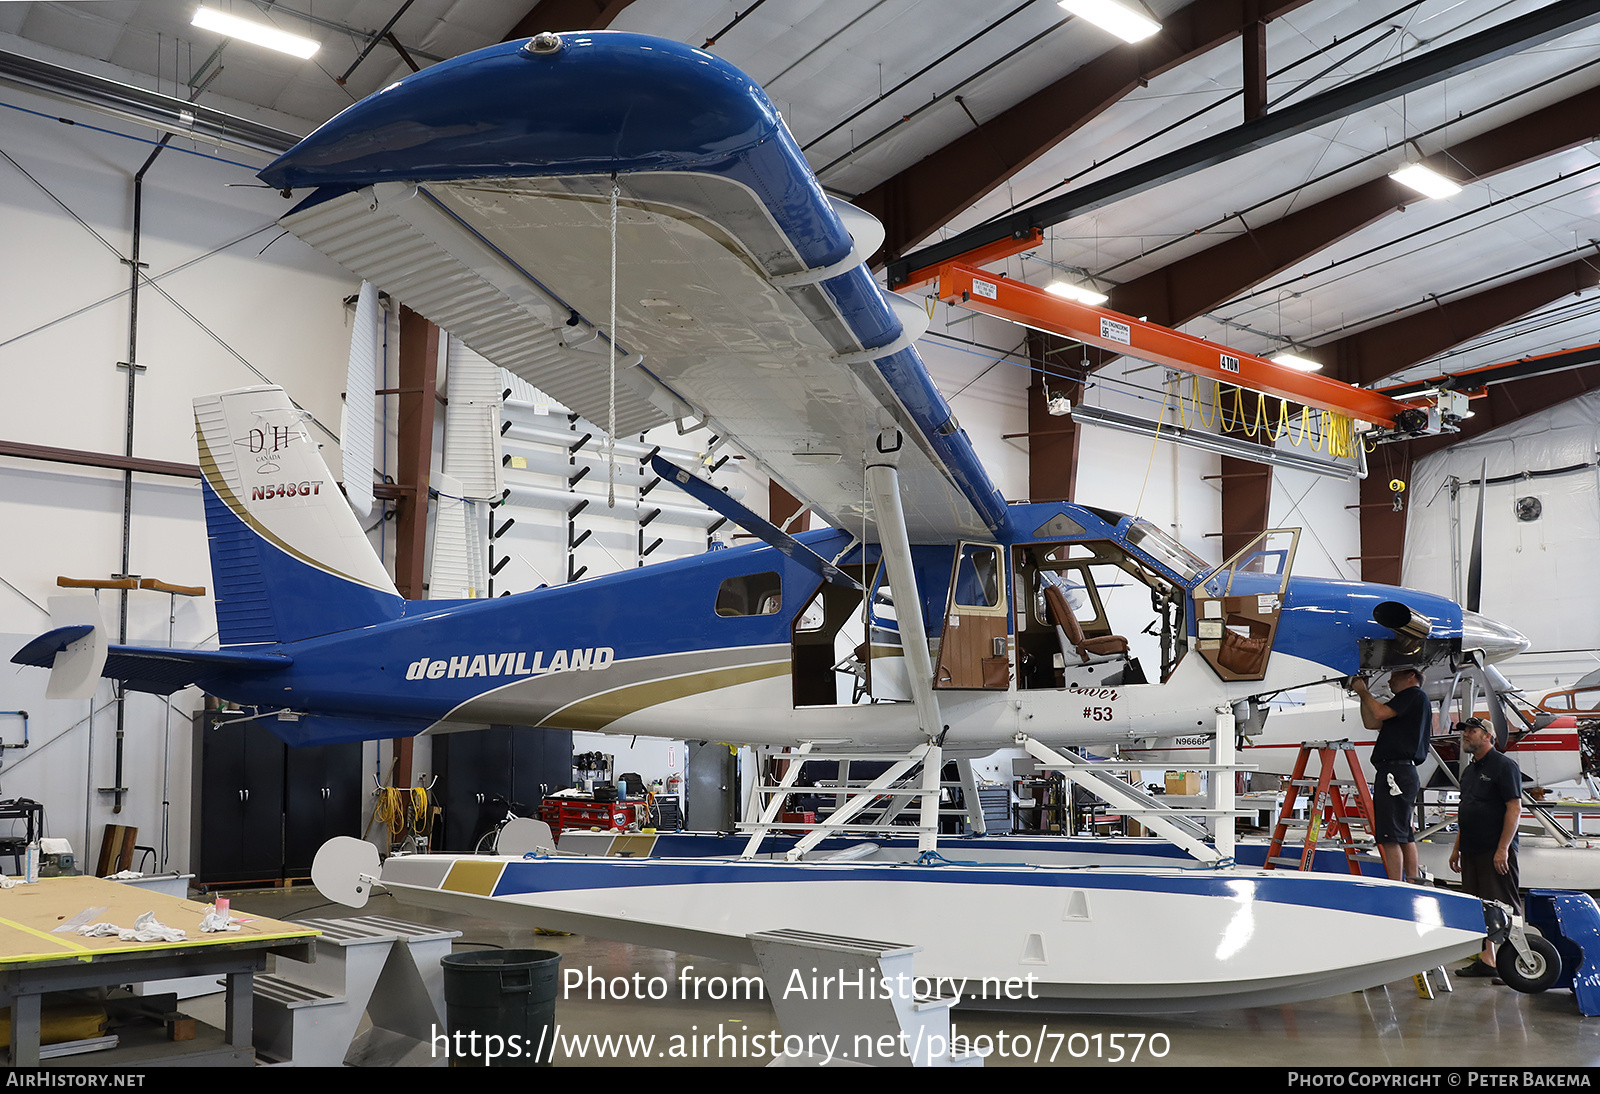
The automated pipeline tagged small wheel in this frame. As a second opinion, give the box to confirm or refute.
[1496,935,1562,993]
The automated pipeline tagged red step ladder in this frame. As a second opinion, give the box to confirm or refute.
[1265,740,1378,875]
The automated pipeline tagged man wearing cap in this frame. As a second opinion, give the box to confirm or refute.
[1450,716,1522,978]
[1350,667,1430,883]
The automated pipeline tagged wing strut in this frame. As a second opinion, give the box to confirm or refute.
[866,453,946,853]
[652,457,862,590]
[864,456,943,743]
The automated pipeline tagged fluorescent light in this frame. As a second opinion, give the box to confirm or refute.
[192,6,319,59]
[1388,162,1460,200]
[1058,0,1161,43]
[1045,280,1109,306]
[1071,403,1360,479]
[1272,353,1323,373]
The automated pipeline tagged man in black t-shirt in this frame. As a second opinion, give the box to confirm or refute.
[1351,667,1430,884]
[1450,716,1523,977]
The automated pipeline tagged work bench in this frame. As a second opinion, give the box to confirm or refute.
[0,874,317,1065]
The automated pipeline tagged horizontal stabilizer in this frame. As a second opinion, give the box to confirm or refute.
[39,596,107,700]
[12,624,94,677]
[652,456,862,591]
[11,638,292,697]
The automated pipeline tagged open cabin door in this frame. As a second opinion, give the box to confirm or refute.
[1194,528,1299,682]
[934,542,1011,690]
[791,564,876,706]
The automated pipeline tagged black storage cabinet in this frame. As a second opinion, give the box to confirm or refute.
[433,725,572,852]
[191,710,363,884]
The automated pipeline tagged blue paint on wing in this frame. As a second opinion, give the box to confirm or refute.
[260,31,1008,534]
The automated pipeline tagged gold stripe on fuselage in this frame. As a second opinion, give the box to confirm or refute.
[537,660,790,731]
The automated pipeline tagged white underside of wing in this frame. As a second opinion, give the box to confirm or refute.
[281,172,989,541]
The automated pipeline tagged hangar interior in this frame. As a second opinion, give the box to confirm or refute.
[3,0,1600,1068]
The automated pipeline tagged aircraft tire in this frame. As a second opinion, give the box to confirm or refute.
[1496,935,1561,993]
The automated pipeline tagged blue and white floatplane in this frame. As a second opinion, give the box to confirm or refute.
[57,28,1516,1013]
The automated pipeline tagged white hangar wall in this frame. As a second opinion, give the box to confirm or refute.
[1405,390,1600,697]
[1,73,1376,870]
[0,76,364,869]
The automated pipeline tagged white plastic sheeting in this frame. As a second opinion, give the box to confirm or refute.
[340,281,380,519]
[442,337,505,502]
[428,471,487,600]
[1404,389,1600,652]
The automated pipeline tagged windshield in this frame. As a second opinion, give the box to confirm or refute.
[1124,519,1209,583]
[1200,528,1299,598]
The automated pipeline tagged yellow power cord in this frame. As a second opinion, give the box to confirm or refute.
[1170,377,1356,458]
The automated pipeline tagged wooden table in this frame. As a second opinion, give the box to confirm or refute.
[0,875,317,1065]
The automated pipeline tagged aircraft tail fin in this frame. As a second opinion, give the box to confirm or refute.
[194,386,403,645]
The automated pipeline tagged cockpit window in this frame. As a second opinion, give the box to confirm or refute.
[716,572,782,617]
[1125,520,1209,583]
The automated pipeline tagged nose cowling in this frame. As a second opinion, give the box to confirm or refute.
[1461,610,1529,663]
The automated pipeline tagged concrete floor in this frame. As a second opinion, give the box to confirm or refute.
[186,885,1600,1068]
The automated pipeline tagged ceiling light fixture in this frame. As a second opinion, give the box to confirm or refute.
[1388,162,1460,200]
[1272,353,1324,373]
[1045,280,1110,306]
[1057,0,1162,43]
[1072,403,1361,479]
[192,6,320,59]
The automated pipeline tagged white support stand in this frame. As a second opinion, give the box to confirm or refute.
[917,743,942,854]
[741,742,814,857]
[740,743,941,860]
[1018,735,1255,864]
[748,929,982,1068]
[1211,705,1237,861]
[253,916,461,1067]
[953,758,987,836]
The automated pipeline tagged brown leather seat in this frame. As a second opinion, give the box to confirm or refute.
[1043,583,1129,664]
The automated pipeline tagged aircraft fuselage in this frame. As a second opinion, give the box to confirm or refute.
[196,501,1468,752]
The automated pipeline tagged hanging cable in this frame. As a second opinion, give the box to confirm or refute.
[1133,385,1171,514]
[608,175,619,509]
[410,785,431,836]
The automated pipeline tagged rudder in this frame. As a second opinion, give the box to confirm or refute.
[195,386,402,645]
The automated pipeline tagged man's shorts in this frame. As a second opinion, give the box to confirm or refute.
[1461,848,1522,915]
[1371,760,1419,844]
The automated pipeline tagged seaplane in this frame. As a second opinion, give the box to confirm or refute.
[13,30,1543,1010]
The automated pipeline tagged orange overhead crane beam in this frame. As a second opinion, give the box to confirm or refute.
[895,229,1044,292]
[1372,340,1600,400]
[935,262,1412,428]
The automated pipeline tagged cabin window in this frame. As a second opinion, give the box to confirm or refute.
[796,588,827,632]
[953,544,1001,609]
[715,572,782,617]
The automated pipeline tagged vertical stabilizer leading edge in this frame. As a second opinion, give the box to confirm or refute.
[194,386,403,646]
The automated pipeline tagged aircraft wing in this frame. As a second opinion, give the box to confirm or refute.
[258,32,1009,543]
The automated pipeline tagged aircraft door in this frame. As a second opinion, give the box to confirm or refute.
[934,542,1011,690]
[791,564,875,706]
[1194,529,1299,682]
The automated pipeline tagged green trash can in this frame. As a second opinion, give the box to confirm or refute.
[440,948,562,1066]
